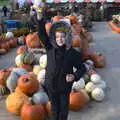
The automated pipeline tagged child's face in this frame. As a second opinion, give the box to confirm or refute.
[55,31,66,46]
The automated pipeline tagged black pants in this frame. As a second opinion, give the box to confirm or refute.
[49,91,70,120]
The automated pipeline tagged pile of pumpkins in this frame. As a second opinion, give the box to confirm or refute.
[0,45,107,120]
[0,31,27,55]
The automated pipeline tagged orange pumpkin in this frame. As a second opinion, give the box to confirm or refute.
[90,53,105,68]
[21,99,45,120]
[45,22,52,35]
[0,69,10,86]
[16,45,28,55]
[6,87,28,115]
[26,32,44,48]
[65,15,78,24]
[72,35,81,47]
[69,91,86,111]
[51,16,64,22]
[17,73,39,96]
[108,21,120,33]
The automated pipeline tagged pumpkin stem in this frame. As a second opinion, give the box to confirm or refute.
[23,78,30,82]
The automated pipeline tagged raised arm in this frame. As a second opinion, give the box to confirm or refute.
[38,18,51,49]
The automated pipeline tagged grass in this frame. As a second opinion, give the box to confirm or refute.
[0,0,10,6]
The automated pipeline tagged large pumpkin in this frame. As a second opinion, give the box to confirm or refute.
[6,88,28,115]
[26,32,44,48]
[21,99,45,120]
[69,91,86,111]
[0,69,10,86]
[17,73,39,96]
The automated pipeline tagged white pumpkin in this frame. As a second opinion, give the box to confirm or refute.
[39,54,47,69]
[85,82,96,93]
[32,88,49,104]
[85,59,94,67]
[80,89,90,103]
[72,78,85,91]
[37,69,46,85]
[15,54,23,67]
[91,88,105,101]
[90,74,101,84]
[33,65,42,75]
[7,68,27,92]
[95,80,106,89]
[6,31,14,38]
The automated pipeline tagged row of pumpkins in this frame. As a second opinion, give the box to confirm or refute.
[0,45,106,120]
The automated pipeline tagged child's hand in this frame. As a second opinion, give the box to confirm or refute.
[66,74,75,82]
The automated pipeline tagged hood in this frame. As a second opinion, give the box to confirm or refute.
[49,20,72,50]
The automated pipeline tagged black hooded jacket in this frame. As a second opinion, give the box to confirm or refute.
[38,18,87,93]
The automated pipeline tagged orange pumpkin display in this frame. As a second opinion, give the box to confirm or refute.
[16,45,28,55]
[21,99,45,120]
[17,73,39,96]
[0,69,10,86]
[69,91,86,111]
[51,16,64,22]
[26,32,44,48]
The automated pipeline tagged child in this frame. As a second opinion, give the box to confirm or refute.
[36,12,87,120]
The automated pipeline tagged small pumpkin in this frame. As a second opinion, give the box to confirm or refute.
[90,74,101,84]
[69,91,86,111]
[91,88,105,101]
[21,98,45,120]
[7,68,27,92]
[17,73,39,96]
[32,88,49,104]
[65,15,78,24]
[72,78,85,91]
[16,45,28,55]
[85,82,96,93]
[33,65,42,75]
[6,31,14,38]
[0,69,10,86]
[26,32,43,48]
[6,88,28,115]
[37,69,46,85]
[39,54,47,69]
